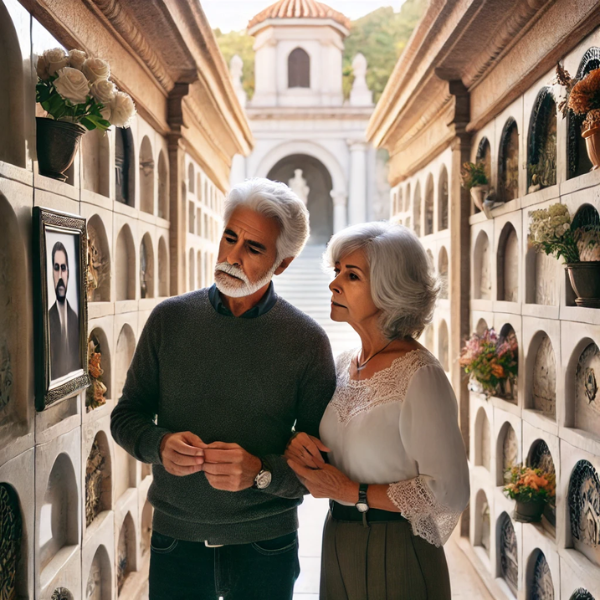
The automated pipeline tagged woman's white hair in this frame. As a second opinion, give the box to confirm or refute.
[325,221,439,340]
[224,178,310,261]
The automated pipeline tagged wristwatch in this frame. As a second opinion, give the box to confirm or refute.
[355,483,369,513]
[252,460,272,490]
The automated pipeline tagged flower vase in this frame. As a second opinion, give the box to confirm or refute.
[470,186,488,211]
[36,117,86,181]
[566,262,600,308]
[496,376,516,401]
[514,499,544,523]
[582,125,600,171]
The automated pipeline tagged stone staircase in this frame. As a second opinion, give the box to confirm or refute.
[274,244,360,358]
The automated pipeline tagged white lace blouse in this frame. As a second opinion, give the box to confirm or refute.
[319,348,470,547]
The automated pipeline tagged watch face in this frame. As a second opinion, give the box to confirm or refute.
[256,470,272,489]
[356,502,369,513]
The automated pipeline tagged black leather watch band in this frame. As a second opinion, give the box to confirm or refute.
[358,483,369,504]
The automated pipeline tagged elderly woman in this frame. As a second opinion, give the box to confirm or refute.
[286,221,470,600]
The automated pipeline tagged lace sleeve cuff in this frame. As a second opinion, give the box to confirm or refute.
[387,476,460,547]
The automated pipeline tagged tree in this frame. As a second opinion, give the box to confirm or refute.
[213,28,256,99]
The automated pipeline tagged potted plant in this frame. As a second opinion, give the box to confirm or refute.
[529,203,600,307]
[504,464,555,523]
[36,48,136,181]
[461,161,489,211]
[460,328,518,400]
[555,63,600,170]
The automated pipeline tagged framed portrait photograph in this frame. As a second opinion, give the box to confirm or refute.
[33,207,90,410]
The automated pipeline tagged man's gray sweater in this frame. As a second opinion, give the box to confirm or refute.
[110,288,336,545]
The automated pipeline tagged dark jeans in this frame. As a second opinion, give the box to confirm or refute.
[149,530,300,600]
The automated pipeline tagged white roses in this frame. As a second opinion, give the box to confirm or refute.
[36,47,136,131]
[53,67,90,105]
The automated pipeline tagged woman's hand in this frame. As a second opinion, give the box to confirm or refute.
[285,432,330,469]
[287,459,358,504]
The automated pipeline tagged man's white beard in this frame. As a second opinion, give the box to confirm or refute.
[214,261,278,298]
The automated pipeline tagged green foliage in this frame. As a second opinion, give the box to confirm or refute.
[503,465,556,504]
[214,28,256,99]
[36,75,110,131]
[212,0,426,104]
[460,161,489,189]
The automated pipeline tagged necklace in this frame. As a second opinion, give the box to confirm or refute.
[356,340,394,372]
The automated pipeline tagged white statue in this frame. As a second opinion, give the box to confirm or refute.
[229,54,246,107]
[288,169,309,204]
[349,53,373,107]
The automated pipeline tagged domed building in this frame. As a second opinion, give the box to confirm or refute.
[230,0,389,245]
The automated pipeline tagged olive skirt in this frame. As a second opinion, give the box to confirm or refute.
[320,511,451,600]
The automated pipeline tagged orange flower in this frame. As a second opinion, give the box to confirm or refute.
[89,352,103,379]
[568,68,600,115]
[491,364,505,378]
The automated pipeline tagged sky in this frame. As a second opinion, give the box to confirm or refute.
[202,1,406,32]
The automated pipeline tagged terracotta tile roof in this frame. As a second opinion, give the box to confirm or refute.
[248,0,351,30]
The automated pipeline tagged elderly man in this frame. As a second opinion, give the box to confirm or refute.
[111,178,336,600]
[49,241,80,380]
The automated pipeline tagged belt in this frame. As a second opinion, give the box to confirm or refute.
[330,500,406,523]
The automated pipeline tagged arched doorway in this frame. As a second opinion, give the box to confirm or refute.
[267,154,333,245]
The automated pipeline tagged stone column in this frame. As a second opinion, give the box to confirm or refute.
[347,140,368,225]
[330,190,348,233]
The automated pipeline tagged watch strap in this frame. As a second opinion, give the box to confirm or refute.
[252,459,265,489]
[358,483,369,507]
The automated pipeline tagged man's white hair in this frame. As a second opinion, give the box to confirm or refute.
[224,178,310,261]
[324,221,439,340]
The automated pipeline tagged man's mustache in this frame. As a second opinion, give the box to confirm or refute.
[56,278,66,292]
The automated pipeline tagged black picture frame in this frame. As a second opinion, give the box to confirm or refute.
[33,207,90,411]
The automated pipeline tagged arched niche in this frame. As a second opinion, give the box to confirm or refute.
[526,549,554,599]
[189,249,195,291]
[115,225,135,301]
[85,431,112,527]
[528,333,556,419]
[86,544,112,600]
[568,48,600,179]
[197,251,202,289]
[474,230,491,300]
[413,182,421,237]
[141,500,153,557]
[497,222,519,302]
[404,183,411,212]
[139,136,155,215]
[0,2,25,167]
[568,460,600,566]
[527,87,557,191]
[158,237,169,297]
[438,319,449,371]
[82,129,110,197]
[498,118,519,203]
[475,318,489,337]
[0,195,29,440]
[497,512,518,596]
[426,249,434,270]
[196,174,202,204]
[438,247,449,300]
[196,208,202,236]
[570,590,596,600]
[188,163,195,195]
[474,407,491,470]
[497,324,518,401]
[497,422,518,485]
[288,47,310,88]
[39,453,78,571]
[115,128,135,206]
[188,201,194,235]
[140,233,155,299]
[117,512,137,595]
[476,137,492,184]
[572,341,600,436]
[474,489,490,556]
[0,483,25,599]
[398,188,404,214]
[157,150,169,220]
[114,325,135,401]
[203,180,208,207]
[527,439,556,528]
[87,327,111,406]
[51,588,73,600]
[572,204,600,261]
[525,243,559,306]
[438,166,449,230]
[424,174,434,235]
[87,215,111,302]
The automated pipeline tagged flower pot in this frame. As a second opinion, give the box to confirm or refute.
[496,376,516,401]
[36,117,86,181]
[566,262,600,308]
[470,186,488,211]
[514,499,545,523]
[583,125,600,171]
